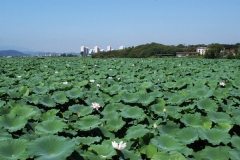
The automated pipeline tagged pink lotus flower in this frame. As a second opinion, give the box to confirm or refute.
[112,141,127,150]
[91,102,100,110]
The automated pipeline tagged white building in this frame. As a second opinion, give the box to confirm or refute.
[107,46,111,51]
[196,47,207,55]
[119,45,124,50]
[94,46,100,53]
[80,46,89,56]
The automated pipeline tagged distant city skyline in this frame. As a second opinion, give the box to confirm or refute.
[1,0,240,53]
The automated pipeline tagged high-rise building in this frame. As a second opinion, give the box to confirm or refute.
[119,45,124,50]
[107,46,111,51]
[80,46,89,56]
[94,46,100,53]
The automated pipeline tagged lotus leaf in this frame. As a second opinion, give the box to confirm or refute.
[0,139,29,160]
[151,151,187,160]
[140,82,153,89]
[150,103,165,116]
[120,106,145,120]
[176,127,198,144]
[0,114,27,132]
[69,104,93,117]
[120,149,142,160]
[198,128,231,145]
[158,121,180,136]
[140,143,157,159]
[229,149,240,160]
[40,109,59,121]
[150,134,183,151]
[107,84,122,95]
[207,111,231,124]
[167,94,185,105]
[0,100,6,107]
[102,111,120,120]
[76,115,102,131]
[0,129,12,141]
[106,117,126,132]
[231,135,240,150]
[10,105,39,119]
[121,91,139,103]
[33,86,49,94]
[35,119,67,134]
[39,95,56,108]
[198,146,231,160]
[180,114,202,127]
[51,91,69,104]
[73,136,101,145]
[138,92,156,106]
[90,143,117,159]
[196,98,218,111]
[26,135,75,160]
[66,88,83,99]
[192,88,213,99]
[125,124,149,140]
[232,79,240,89]
[19,86,29,97]
[25,94,40,105]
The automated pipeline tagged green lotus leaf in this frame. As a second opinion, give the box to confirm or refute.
[107,84,122,95]
[7,89,21,98]
[120,106,145,120]
[90,143,116,159]
[192,88,213,98]
[68,104,93,117]
[76,80,89,87]
[212,90,226,99]
[151,151,187,160]
[98,93,111,102]
[0,100,6,107]
[0,139,29,160]
[35,119,67,134]
[138,92,156,106]
[125,124,149,140]
[102,111,120,120]
[97,126,115,139]
[167,94,185,105]
[76,115,102,131]
[232,79,240,89]
[158,121,180,136]
[40,109,59,121]
[120,149,142,160]
[51,91,69,104]
[150,134,183,151]
[140,143,157,159]
[0,129,12,141]
[163,82,176,89]
[229,149,240,160]
[25,94,40,105]
[66,88,83,99]
[19,86,29,97]
[33,86,49,94]
[198,128,231,145]
[26,135,75,160]
[196,98,218,111]
[106,117,126,132]
[0,114,27,132]
[207,110,231,123]
[215,122,232,132]
[109,94,121,103]
[121,91,139,103]
[176,127,199,144]
[10,105,39,119]
[84,97,104,108]
[231,135,240,150]
[73,136,101,145]
[39,95,56,108]
[140,82,153,89]
[150,103,165,116]
[103,103,127,113]
[198,146,231,160]
[180,114,202,127]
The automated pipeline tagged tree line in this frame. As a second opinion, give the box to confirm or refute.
[92,43,240,59]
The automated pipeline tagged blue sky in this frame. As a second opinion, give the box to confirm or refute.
[1,0,240,52]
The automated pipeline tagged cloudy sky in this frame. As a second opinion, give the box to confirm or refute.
[1,0,240,52]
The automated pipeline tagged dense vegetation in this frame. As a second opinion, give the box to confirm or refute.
[92,43,240,59]
[0,57,240,159]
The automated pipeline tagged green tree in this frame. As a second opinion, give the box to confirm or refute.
[204,43,224,59]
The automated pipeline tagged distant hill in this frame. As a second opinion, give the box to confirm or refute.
[0,50,30,57]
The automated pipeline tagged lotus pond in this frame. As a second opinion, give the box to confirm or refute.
[0,57,240,160]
